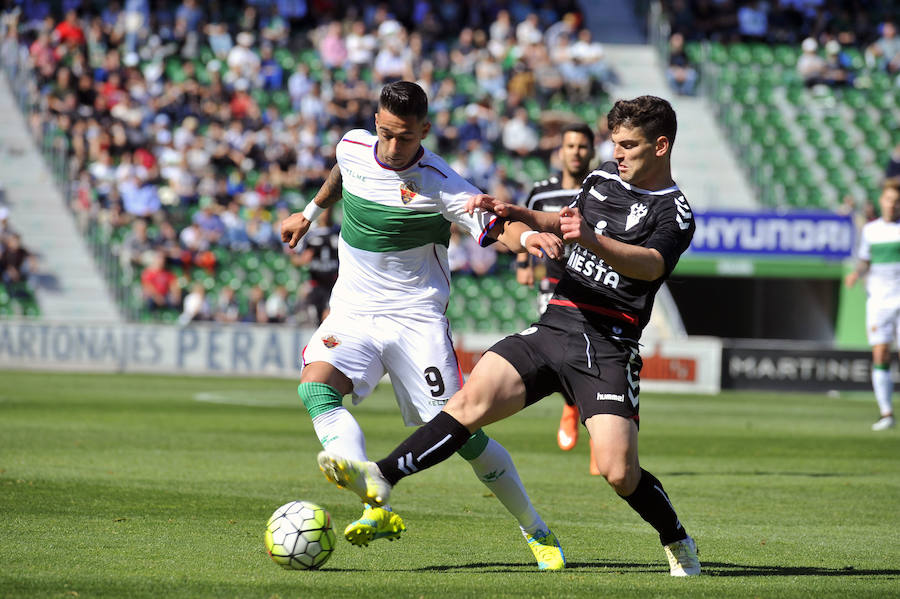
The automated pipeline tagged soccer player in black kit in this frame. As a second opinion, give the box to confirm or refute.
[317,96,701,576]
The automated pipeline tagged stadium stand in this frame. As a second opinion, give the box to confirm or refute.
[0,0,614,332]
[657,0,900,213]
[5,0,897,337]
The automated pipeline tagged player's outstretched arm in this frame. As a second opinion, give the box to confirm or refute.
[560,206,665,281]
[466,194,562,236]
[492,219,562,260]
[280,165,342,248]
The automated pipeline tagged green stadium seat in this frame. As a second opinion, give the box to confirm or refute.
[707,42,728,65]
[685,41,704,65]
[870,71,893,92]
[523,157,550,181]
[576,103,602,124]
[727,43,753,66]
[480,278,506,301]
[275,48,296,70]
[749,43,775,67]
[774,44,799,68]
[252,88,269,108]
[524,98,542,122]
[194,61,211,85]
[454,74,478,97]
[271,90,291,114]
[199,46,215,64]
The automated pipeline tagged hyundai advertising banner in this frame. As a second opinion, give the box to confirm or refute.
[690,211,856,259]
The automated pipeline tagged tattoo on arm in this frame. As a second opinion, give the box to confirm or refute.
[313,165,343,208]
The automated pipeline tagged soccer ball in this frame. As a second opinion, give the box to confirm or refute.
[265,500,336,570]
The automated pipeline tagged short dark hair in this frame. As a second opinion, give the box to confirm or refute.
[607,96,677,147]
[379,81,429,121]
[560,122,595,147]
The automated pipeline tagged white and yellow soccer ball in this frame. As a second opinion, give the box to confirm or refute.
[265,500,336,570]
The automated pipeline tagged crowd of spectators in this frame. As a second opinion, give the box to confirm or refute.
[662,0,898,48]
[660,0,900,95]
[1,0,618,324]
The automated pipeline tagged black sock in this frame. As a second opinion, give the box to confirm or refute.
[375,412,472,486]
[620,469,687,546]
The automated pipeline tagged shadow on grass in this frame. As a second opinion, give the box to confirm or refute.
[701,562,900,577]
[403,561,900,577]
[665,471,853,478]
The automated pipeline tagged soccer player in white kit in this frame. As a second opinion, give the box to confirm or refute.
[280,82,566,569]
[845,178,900,431]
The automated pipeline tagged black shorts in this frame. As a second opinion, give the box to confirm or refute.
[306,283,334,321]
[489,323,642,424]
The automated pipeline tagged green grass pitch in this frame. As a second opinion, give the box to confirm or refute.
[1,370,899,598]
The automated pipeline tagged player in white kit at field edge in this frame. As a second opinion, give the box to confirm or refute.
[845,178,900,431]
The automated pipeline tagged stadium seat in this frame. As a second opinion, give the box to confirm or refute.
[707,42,729,65]
[275,48,295,70]
[271,90,291,114]
[523,157,550,181]
[773,45,797,68]
[727,43,753,66]
[700,40,900,211]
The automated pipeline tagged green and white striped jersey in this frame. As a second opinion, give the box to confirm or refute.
[328,129,497,319]
[858,217,900,303]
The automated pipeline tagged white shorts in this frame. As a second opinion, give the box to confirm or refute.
[301,311,462,426]
[866,299,900,346]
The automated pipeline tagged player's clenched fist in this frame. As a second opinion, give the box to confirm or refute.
[280,212,312,248]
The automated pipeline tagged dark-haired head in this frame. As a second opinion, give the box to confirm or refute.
[379,81,429,121]
[374,81,432,168]
[607,96,677,149]
[561,122,595,148]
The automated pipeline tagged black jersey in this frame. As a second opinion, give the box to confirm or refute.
[525,175,581,290]
[301,223,340,286]
[542,161,695,339]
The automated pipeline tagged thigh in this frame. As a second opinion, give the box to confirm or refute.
[866,300,899,347]
[444,350,529,431]
[563,333,641,425]
[302,312,386,403]
[382,315,463,426]
[489,324,565,406]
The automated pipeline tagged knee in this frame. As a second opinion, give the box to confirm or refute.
[444,388,487,428]
[591,448,639,494]
[596,462,630,493]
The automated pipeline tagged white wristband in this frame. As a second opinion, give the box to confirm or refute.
[520,230,538,248]
[302,201,324,221]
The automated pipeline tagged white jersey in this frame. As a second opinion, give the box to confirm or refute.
[328,129,497,319]
[857,218,900,304]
